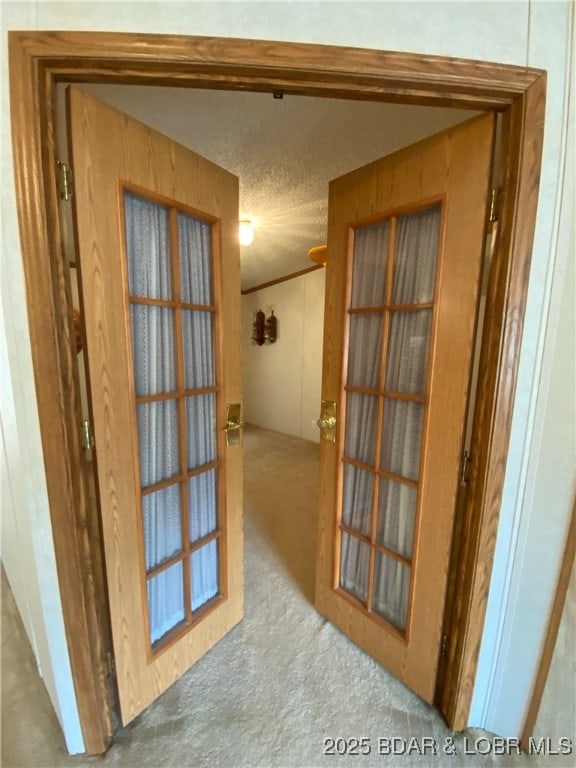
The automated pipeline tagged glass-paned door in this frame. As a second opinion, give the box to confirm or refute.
[315,113,495,703]
[124,191,223,650]
[68,86,242,725]
[339,205,441,636]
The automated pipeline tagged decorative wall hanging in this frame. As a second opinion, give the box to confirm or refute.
[264,309,277,343]
[252,309,265,346]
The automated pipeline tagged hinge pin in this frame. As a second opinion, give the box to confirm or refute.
[441,634,448,657]
[460,450,471,486]
[488,187,500,223]
[57,161,73,201]
[82,420,94,451]
[105,651,115,677]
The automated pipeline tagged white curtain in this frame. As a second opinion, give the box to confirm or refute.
[142,484,182,570]
[147,562,185,644]
[392,206,440,304]
[350,220,389,308]
[373,554,410,630]
[347,315,383,389]
[345,393,378,466]
[191,540,219,611]
[125,192,171,300]
[182,310,214,390]
[178,213,212,305]
[341,465,374,537]
[131,305,176,396]
[340,533,370,604]
[340,205,441,631]
[181,209,219,616]
[125,192,219,644]
[137,400,180,487]
[188,469,217,542]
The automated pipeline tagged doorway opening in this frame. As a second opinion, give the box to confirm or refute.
[9,32,545,755]
[56,80,493,733]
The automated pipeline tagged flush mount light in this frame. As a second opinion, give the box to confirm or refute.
[239,219,254,246]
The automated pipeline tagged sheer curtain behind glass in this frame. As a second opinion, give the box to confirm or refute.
[125,192,219,646]
[180,211,219,613]
[126,192,185,643]
[340,206,441,633]
[340,221,389,578]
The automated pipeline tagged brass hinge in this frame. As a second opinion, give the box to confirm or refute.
[82,419,94,451]
[440,634,449,658]
[105,651,115,677]
[57,161,73,201]
[488,187,502,223]
[460,450,471,486]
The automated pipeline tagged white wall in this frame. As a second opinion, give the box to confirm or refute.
[242,269,325,443]
[1,0,573,753]
[469,5,575,733]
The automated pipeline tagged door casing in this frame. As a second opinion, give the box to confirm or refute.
[8,31,546,754]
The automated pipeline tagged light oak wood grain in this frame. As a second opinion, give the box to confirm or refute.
[67,86,242,725]
[316,114,495,703]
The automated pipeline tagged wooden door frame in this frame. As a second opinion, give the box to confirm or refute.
[8,31,545,754]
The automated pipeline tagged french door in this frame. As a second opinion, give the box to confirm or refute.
[315,113,495,702]
[67,86,243,724]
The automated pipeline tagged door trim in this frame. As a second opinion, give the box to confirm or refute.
[8,31,545,753]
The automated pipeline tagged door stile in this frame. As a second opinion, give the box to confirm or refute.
[211,218,230,605]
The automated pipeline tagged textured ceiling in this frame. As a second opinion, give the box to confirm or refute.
[80,84,478,290]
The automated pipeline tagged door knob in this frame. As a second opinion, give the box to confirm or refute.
[317,401,337,442]
[224,403,244,446]
[317,415,336,430]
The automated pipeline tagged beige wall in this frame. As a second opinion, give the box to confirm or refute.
[533,563,576,745]
[242,269,325,443]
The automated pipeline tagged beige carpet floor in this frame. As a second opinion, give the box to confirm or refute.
[2,426,569,767]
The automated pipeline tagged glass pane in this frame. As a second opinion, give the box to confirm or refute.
[339,532,370,604]
[381,399,424,482]
[373,552,411,631]
[186,394,217,469]
[346,314,383,389]
[142,484,182,570]
[124,191,171,300]
[350,220,390,308]
[344,393,378,466]
[191,540,219,611]
[147,561,185,644]
[182,310,215,390]
[137,400,180,488]
[178,213,213,305]
[189,469,217,543]
[342,464,374,537]
[392,205,441,305]
[130,305,176,397]
[376,478,417,559]
[385,310,432,395]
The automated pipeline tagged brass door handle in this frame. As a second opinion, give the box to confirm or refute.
[225,420,245,432]
[225,403,244,446]
[317,416,336,430]
[317,401,337,442]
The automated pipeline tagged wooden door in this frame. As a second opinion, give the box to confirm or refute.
[315,113,495,703]
[67,87,243,724]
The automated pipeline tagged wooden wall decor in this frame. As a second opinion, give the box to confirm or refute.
[8,31,545,754]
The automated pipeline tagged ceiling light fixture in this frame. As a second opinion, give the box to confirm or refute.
[239,219,254,246]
